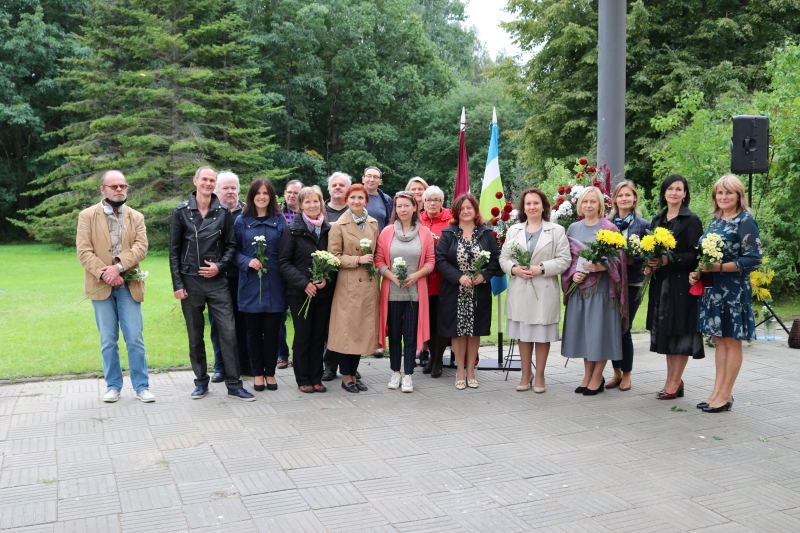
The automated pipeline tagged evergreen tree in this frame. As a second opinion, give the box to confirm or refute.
[16,0,282,247]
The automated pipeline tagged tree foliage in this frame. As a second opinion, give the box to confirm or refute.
[14,0,282,247]
[0,0,86,240]
[650,42,800,295]
[497,0,800,193]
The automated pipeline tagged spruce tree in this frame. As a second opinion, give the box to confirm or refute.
[17,0,282,246]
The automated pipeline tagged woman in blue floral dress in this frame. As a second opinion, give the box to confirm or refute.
[690,175,762,413]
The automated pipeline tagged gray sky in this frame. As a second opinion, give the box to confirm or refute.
[463,0,520,59]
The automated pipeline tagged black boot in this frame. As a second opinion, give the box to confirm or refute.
[321,366,336,382]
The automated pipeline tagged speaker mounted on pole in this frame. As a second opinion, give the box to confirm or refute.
[731,115,769,205]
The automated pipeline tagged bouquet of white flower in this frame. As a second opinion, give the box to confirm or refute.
[252,235,268,303]
[359,238,379,281]
[392,257,412,301]
[459,250,492,304]
[299,250,341,318]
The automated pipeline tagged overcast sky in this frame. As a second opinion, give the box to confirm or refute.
[463,0,520,59]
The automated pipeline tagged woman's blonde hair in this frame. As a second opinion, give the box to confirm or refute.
[609,180,641,218]
[711,174,750,217]
[297,186,324,212]
[576,186,606,218]
[405,176,429,191]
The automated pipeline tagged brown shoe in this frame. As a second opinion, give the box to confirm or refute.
[276,359,289,369]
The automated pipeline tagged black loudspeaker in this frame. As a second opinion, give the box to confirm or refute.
[731,115,769,174]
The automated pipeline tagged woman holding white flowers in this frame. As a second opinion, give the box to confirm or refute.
[278,186,336,393]
[436,193,500,390]
[327,184,380,393]
[606,181,650,391]
[689,174,761,413]
[234,178,287,391]
[375,192,435,393]
[500,188,570,392]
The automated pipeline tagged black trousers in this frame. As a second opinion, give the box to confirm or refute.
[613,285,643,373]
[209,275,250,375]
[244,312,283,378]
[179,275,242,391]
[288,294,331,386]
[426,295,449,373]
[388,300,419,375]
[334,351,361,376]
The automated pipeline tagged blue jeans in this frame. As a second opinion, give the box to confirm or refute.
[91,286,149,393]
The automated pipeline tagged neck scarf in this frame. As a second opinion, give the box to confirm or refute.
[302,211,323,237]
[393,220,420,242]
[349,208,368,232]
[612,212,634,231]
[561,218,629,330]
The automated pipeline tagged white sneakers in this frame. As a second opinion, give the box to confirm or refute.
[103,389,156,403]
[401,375,413,393]
[136,389,156,403]
[103,390,120,403]
[387,372,402,390]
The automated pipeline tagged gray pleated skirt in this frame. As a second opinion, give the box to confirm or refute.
[507,320,560,343]
[561,275,623,361]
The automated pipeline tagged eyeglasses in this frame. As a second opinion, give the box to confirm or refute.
[424,198,443,203]
[103,184,128,190]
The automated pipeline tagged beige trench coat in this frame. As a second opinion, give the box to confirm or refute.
[327,214,380,355]
[499,221,570,325]
[76,203,149,302]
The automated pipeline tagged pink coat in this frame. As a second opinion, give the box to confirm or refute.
[376,223,436,351]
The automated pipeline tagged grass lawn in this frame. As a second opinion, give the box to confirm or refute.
[1,244,797,379]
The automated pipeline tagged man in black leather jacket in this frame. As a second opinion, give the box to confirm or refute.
[169,166,254,401]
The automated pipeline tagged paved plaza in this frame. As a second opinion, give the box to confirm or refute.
[2,333,800,532]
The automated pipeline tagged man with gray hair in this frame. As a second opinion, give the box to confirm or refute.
[277,179,304,368]
[77,170,154,403]
[325,172,351,223]
[208,171,250,382]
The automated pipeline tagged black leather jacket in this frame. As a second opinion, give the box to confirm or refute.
[169,192,237,291]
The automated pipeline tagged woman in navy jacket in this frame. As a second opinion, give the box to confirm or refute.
[234,178,287,391]
[606,181,650,391]
[278,186,336,393]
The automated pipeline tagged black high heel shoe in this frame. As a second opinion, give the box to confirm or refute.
[582,378,605,396]
[702,399,732,413]
[696,401,708,409]
[575,386,587,394]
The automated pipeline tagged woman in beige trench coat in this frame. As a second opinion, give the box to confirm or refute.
[327,183,380,393]
[499,188,571,393]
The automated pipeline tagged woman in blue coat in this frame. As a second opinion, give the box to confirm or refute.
[606,181,650,391]
[235,178,287,391]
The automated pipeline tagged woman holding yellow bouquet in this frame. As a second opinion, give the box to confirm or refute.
[645,174,705,400]
[561,187,628,396]
[607,181,650,391]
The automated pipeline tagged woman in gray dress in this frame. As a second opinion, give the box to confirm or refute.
[561,187,627,395]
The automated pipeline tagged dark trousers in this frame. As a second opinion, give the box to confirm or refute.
[426,295,449,373]
[244,312,283,378]
[323,343,337,371]
[613,285,643,373]
[336,352,361,376]
[278,311,290,359]
[179,275,242,391]
[209,275,250,375]
[288,295,331,386]
[388,300,419,375]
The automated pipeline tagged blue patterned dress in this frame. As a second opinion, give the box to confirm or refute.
[696,211,762,340]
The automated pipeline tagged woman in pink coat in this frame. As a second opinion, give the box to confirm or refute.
[376,192,436,393]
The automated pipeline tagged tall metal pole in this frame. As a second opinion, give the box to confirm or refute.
[597,0,626,186]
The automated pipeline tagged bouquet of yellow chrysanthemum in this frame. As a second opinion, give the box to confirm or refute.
[637,227,677,300]
[751,257,774,303]
[566,229,627,297]
[299,250,341,318]
[696,233,724,274]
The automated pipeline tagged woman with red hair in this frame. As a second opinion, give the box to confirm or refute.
[327,184,380,393]
[435,193,500,389]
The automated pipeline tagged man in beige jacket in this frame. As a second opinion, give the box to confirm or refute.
[77,170,154,403]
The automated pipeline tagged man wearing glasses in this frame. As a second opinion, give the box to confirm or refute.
[77,170,154,403]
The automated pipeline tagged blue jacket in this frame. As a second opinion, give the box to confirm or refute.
[625,215,651,285]
[234,213,287,313]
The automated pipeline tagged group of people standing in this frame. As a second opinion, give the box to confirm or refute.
[79,165,760,413]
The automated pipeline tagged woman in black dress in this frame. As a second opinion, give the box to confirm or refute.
[645,174,705,400]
